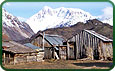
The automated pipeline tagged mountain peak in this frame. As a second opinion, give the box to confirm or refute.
[43,6,52,10]
[26,6,113,33]
[2,9,34,41]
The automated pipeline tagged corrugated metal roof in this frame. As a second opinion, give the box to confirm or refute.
[84,30,113,42]
[45,34,64,46]
[24,43,41,50]
[2,41,14,47]
[68,30,113,42]
[2,41,37,53]
[30,33,64,47]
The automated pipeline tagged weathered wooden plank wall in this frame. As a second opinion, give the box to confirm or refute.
[2,51,44,65]
[44,47,53,59]
[31,36,52,48]
[59,47,66,59]
[68,30,113,60]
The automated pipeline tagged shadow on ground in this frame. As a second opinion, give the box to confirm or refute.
[73,62,113,67]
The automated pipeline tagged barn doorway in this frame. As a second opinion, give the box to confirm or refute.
[93,47,99,60]
[82,45,87,58]
[79,45,87,59]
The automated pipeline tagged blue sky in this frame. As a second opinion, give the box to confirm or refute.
[2,2,113,21]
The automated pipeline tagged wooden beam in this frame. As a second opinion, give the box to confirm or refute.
[83,31,85,46]
[88,33,91,59]
[13,54,15,65]
[97,39,102,60]
[74,36,77,60]
[78,34,80,58]
[92,36,95,60]
[67,40,70,60]
[102,42,107,60]
[91,35,94,60]
[76,35,79,59]
[80,32,82,58]
[42,32,45,50]
[86,32,88,47]
[52,48,55,59]
[9,54,10,64]
[3,53,5,64]
[59,47,61,59]
[109,43,113,59]
[99,40,104,60]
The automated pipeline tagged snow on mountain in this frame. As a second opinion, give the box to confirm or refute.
[2,8,34,41]
[97,15,113,26]
[26,6,96,33]
[101,17,113,26]
[26,6,113,33]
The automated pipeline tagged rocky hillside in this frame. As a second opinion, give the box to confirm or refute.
[17,19,113,44]
[43,19,113,40]
[2,9,34,41]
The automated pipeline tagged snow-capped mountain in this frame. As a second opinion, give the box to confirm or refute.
[2,8,34,41]
[101,17,113,26]
[26,6,113,33]
[26,6,97,33]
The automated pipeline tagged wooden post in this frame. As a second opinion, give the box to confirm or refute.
[88,34,91,59]
[42,32,45,50]
[67,40,70,60]
[78,34,80,58]
[89,34,93,60]
[80,32,82,58]
[81,31,84,58]
[3,53,5,64]
[9,54,10,58]
[83,31,86,46]
[76,35,78,60]
[36,54,37,62]
[59,47,61,59]
[102,43,107,60]
[100,41,105,60]
[54,47,55,59]
[91,35,94,60]
[109,43,113,59]
[13,55,15,65]
[9,54,10,64]
[52,47,55,59]
[74,36,77,60]
[92,36,94,60]
[97,39,102,60]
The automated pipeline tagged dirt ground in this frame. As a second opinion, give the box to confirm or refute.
[3,59,113,69]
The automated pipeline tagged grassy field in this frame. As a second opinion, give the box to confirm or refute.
[3,59,113,69]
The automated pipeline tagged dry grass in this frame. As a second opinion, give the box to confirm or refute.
[3,59,113,69]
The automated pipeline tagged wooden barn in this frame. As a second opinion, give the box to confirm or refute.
[29,32,66,59]
[67,29,113,61]
[24,43,44,62]
[2,41,42,65]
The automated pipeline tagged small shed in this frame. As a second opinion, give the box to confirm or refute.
[30,33,66,59]
[24,43,44,62]
[2,41,39,65]
[67,29,113,60]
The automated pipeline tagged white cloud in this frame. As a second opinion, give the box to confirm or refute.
[102,7,113,18]
[97,7,113,26]
[17,16,27,22]
[98,7,113,20]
